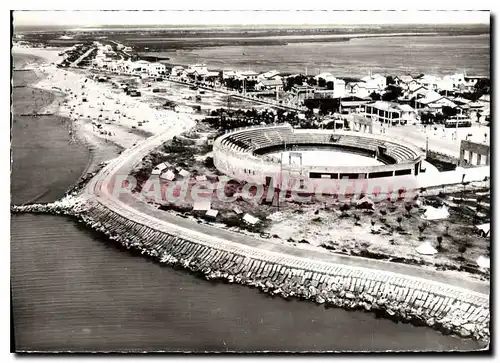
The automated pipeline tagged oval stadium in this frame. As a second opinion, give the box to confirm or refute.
[213,123,426,197]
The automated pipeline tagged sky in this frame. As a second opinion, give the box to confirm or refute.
[13,10,490,27]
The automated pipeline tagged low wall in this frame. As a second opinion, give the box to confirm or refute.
[17,198,487,341]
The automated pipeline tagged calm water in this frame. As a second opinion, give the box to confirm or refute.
[10,54,483,352]
[10,214,483,352]
[158,34,490,77]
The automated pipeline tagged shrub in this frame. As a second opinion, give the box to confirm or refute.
[437,236,443,251]
[458,244,467,260]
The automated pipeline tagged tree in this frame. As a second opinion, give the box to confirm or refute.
[369,91,381,101]
[396,216,403,229]
[474,78,490,95]
[434,113,445,124]
[420,112,434,125]
[442,106,458,119]
[437,236,443,251]
[307,77,317,86]
[382,85,403,101]
[418,222,428,240]
[404,204,412,217]
[458,244,467,260]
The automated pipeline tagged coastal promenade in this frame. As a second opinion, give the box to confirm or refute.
[76,128,490,340]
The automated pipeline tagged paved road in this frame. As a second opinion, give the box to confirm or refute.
[71,47,96,68]
[165,77,307,112]
[83,129,489,296]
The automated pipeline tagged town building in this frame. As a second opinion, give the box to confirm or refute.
[361,73,387,91]
[363,101,418,125]
[222,70,237,79]
[339,96,372,114]
[414,92,458,113]
[346,81,378,98]
[255,78,284,91]
[258,70,281,82]
[237,70,259,81]
[393,75,420,91]
[171,66,184,76]
[148,62,167,77]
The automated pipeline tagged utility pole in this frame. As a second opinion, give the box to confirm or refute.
[277,151,283,211]
[426,135,429,158]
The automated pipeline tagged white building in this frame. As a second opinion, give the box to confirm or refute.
[237,70,259,81]
[258,70,281,82]
[415,92,458,113]
[315,72,335,82]
[190,64,208,75]
[131,60,150,75]
[443,73,466,90]
[255,79,283,91]
[171,66,184,76]
[222,70,237,79]
[361,73,387,91]
[346,82,378,98]
[332,78,346,96]
[149,62,166,76]
[417,75,441,91]
[364,101,418,125]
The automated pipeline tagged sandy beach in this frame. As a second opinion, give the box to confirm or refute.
[12,45,198,151]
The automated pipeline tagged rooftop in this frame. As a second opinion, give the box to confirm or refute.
[259,79,283,87]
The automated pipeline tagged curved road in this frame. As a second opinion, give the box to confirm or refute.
[81,129,489,298]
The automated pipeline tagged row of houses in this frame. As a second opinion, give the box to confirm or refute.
[394,73,488,93]
[171,64,286,92]
[91,43,167,77]
[305,72,488,101]
[398,84,490,116]
[93,58,167,77]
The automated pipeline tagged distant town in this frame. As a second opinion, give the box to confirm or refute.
[17,39,489,130]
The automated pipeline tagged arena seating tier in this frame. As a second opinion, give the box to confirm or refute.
[217,125,420,164]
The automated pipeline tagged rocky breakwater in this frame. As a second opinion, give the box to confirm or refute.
[13,195,489,343]
[11,195,89,216]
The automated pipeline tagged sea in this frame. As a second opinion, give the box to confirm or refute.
[10,53,484,352]
[148,34,490,78]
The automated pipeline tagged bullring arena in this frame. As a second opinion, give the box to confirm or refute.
[213,123,426,197]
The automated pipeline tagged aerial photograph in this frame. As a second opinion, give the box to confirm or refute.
[10,9,490,353]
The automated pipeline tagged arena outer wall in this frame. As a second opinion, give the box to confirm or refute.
[213,124,426,199]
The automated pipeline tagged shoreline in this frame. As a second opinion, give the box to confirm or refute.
[11,53,94,205]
